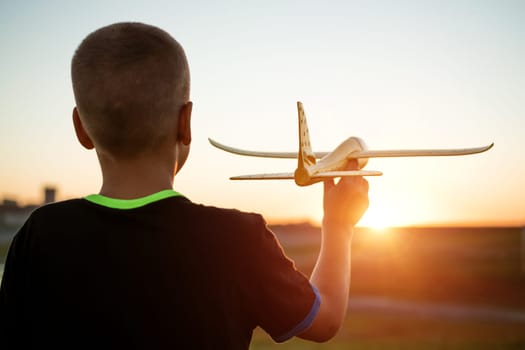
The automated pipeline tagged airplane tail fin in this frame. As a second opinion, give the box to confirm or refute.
[295,102,317,185]
[297,102,316,167]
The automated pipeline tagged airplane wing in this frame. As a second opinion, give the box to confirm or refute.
[311,170,382,177]
[209,138,493,159]
[209,138,329,159]
[230,170,382,180]
[353,143,494,158]
[230,173,295,180]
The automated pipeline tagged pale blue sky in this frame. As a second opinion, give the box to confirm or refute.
[0,0,523,226]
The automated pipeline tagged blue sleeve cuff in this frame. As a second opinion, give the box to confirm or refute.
[273,284,321,342]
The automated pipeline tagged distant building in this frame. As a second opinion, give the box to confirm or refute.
[44,186,56,204]
[0,186,57,235]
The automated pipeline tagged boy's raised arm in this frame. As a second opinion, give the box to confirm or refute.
[299,160,369,342]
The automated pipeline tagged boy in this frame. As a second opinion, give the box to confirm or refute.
[0,23,369,349]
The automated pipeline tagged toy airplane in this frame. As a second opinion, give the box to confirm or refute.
[209,102,493,186]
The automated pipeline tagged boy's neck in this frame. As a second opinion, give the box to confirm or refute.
[97,150,176,199]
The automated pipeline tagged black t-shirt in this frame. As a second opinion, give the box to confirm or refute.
[0,190,319,349]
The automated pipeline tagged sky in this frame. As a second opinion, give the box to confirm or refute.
[0,0,523,227]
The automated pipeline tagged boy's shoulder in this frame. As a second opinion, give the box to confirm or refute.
[186,200,265,227]
[26,196,267,233]
[166,197,273,243]
[27,198,86,223]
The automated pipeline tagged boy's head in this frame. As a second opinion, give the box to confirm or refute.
[71,22,191,159]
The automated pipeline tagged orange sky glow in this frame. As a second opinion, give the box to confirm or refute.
[1,1,524,228]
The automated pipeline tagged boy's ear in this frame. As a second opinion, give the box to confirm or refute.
[72,107,95,150]
[177,101,192,146]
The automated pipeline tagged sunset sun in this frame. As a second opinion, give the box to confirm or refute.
[359,202,397,232]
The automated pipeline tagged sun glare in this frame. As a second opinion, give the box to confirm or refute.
[359,202,396,233]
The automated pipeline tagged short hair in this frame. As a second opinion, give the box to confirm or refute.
[71,22,190,158]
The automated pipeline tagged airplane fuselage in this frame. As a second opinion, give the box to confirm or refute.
[294,137,369,186]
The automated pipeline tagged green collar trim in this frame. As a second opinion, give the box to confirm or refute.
[84,189,184,210]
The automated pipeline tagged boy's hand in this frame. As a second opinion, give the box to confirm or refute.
[323,159,369,227]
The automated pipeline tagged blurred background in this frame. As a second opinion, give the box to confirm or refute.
[1,1,524,348]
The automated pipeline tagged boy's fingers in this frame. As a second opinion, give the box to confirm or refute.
[359,176,369,195]
[325,158,368,193]
[350,176,369,195]
[324,178,335,192]
[337,174,368,197]
[346,159,359,170]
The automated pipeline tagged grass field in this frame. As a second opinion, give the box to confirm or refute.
[0,241,8,281]
[0,242,8,262]
[274,226,525,309]
[248,225,525,349]
[250,311,525,349]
